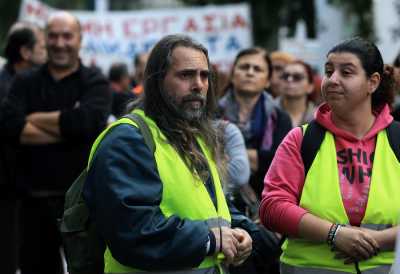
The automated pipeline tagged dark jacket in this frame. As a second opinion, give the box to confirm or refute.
[84,124,210,270]
[0,64,17,196]
[219,90,292,198]
[0,64,15,102]
[83,122,279,271]
[0,63,112,195]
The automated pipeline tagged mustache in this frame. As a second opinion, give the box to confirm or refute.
[48,47,72,52]
[181,94,206,104]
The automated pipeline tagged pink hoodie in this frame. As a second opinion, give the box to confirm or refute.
[259,103,393,236]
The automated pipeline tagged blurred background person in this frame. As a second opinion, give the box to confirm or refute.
[216,119,281,274]
[218,47,292,216]
[276,60,316,127]
[0,21,47,274]
[310,69,323,105]
[217,119,250,201]
[268,51,295,98]
[391,52,400,121]
[217,120,280,274]
[0,22,47,100]
[109,62,135,120]
[131,51,149,96]
[212,63,230,99]
[219,47,290,274]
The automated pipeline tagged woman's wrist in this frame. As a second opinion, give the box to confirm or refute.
[326,223,343,249]
[373,228,396,251]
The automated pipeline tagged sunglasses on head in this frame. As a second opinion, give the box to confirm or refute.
[281,72,306,82]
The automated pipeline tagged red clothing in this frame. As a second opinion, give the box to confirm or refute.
[259,103,393,236]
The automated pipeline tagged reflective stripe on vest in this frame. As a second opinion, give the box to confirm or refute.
[101,110,231,274]
[280,263,391,274]
[206,217,230,229]
[281,129,400,272]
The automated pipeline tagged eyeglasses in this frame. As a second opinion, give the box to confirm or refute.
[281,72,306,82]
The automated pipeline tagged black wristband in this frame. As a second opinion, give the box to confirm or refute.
[207,231,216,255]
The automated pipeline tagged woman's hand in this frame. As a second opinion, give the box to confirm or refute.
[333,226,380,263]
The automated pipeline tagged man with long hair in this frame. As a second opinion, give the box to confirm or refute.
[83,34,252,273]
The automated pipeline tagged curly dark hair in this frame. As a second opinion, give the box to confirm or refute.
[328,37,395,110]
[128,34,222,182]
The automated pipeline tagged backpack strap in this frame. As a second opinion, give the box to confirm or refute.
[386,120,400,162]
[275,121,326,249]
[88,112,155,167]
[300,120,326,176]
[300,119,400,173]
[123,113,155,154]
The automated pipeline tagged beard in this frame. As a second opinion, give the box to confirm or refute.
[165,92,207,122]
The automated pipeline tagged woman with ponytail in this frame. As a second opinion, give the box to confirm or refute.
[260,37,399,273]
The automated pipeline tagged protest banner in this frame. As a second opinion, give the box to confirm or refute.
[19,0,253,72]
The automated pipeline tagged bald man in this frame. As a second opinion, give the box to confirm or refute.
[0,11,112,274]
[46,11,81,80]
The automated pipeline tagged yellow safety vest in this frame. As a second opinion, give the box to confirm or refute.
[281,128,400,273]
[89,110,231,274]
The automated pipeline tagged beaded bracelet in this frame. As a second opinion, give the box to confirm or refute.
[331,224,342,247]
[326,223,339,247]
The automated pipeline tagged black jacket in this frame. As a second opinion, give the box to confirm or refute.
[0,63,17,196]
[0,63,112,195]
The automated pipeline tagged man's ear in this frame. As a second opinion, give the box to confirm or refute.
[368,72,381,95]
[20,46,32,61]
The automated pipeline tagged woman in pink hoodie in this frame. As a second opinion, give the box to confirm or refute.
[260,37,399,274]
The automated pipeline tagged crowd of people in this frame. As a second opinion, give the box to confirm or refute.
[0,9,399,274]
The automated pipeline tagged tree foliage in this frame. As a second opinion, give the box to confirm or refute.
[181,0,375,49]
[328,0,374,40]
[181,0,318,49]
